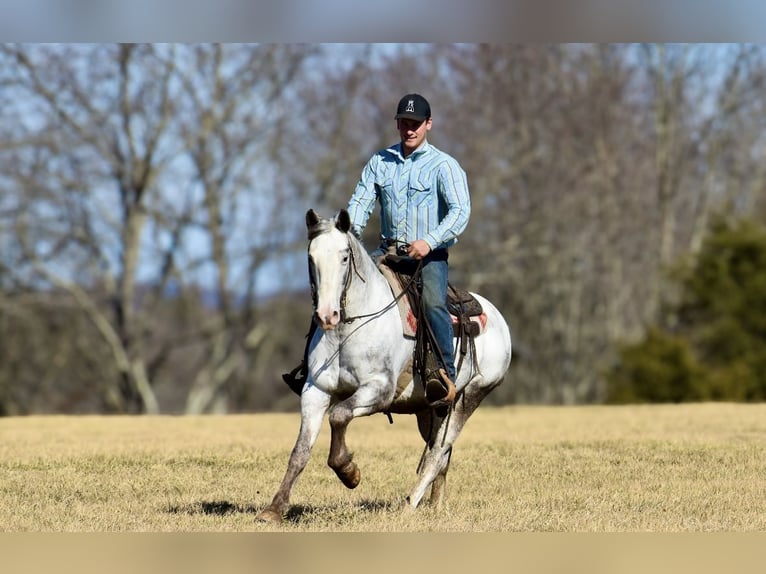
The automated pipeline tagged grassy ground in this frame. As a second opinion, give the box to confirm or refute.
[1,404,765,531]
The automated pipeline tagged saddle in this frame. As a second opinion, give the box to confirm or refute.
[377,251,486,411]
[378,252,486,346]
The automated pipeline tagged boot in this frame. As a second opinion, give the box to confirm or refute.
[282,361,307,396]
[425,368,456,409]
[282,320,318,397]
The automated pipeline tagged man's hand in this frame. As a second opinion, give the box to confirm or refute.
[407,239,432,260]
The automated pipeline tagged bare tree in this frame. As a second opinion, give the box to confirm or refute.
[0,43,314,413]
[419,44,766,403]
[3,43,766,413]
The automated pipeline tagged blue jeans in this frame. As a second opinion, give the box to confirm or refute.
[420,255,455,381]
[372,245,455,381]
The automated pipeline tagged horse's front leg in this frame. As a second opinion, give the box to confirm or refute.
[257,388,330,523]
[327,380,392,489]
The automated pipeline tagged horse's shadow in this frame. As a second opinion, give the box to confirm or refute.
[165,499,395,524]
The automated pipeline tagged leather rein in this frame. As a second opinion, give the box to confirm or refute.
[308,233,420,326]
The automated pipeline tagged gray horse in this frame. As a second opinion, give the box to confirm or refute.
[257,209,512,522]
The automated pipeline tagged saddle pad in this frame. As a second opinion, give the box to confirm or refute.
[378,262,488,339]
[452,312,488,337]
[378,262,417,338]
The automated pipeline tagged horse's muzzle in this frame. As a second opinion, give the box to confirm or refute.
[314,308,340,330]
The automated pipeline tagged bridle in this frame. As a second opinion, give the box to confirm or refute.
[308,231,420,325]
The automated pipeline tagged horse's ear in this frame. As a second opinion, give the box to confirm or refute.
[336,209,351,233]
[306,209,320,229]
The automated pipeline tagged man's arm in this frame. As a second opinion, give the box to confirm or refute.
[422,158,471,250]
[346,155,379,238]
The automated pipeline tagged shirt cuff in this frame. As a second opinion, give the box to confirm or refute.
[423,233,440,251]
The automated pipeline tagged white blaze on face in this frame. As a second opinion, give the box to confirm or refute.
[309,229,349,330]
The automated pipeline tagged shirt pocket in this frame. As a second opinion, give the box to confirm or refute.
[407,177,432,207]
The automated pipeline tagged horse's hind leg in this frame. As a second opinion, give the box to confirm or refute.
[416,409,451,509]
[427,448,451,510]
[407,411,460,509]
[406,380,490,510]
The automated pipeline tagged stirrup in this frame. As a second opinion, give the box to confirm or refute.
[282,362,306,396]
[425,368,456,409]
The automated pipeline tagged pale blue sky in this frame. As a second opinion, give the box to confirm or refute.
[1,2,764,41]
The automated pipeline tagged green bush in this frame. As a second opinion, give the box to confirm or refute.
[606,216,766,403]
[605,327,706,403]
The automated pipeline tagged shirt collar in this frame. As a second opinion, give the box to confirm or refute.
[392,140,432,161]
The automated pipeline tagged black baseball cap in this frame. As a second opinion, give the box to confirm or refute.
[395,93,431,121]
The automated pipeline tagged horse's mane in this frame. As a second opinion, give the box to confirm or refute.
[346,229,376,271]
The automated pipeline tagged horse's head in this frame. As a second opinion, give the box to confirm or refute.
[306,209,354,330]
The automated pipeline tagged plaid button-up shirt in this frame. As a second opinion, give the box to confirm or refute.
[347,141,470,251]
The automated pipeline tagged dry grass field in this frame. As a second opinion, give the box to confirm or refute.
[2,403,765,532]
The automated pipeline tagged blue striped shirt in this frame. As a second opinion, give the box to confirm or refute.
[347,141,471,251]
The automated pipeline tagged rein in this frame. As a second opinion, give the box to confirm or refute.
[307,230,421,326]
[341,238,422,325]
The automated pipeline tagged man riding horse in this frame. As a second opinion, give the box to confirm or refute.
[284,93,470,407]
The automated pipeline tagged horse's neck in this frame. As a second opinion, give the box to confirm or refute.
[347,236,393,309]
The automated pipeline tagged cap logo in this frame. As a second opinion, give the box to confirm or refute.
[405,99,415,113]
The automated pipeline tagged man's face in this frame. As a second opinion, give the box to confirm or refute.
[397,117,432,155]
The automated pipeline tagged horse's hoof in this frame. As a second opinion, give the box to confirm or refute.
[256,507,283,523]
[337,461,361,489]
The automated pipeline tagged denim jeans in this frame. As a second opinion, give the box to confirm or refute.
[420,255,455,381]
[372,244,455,381]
